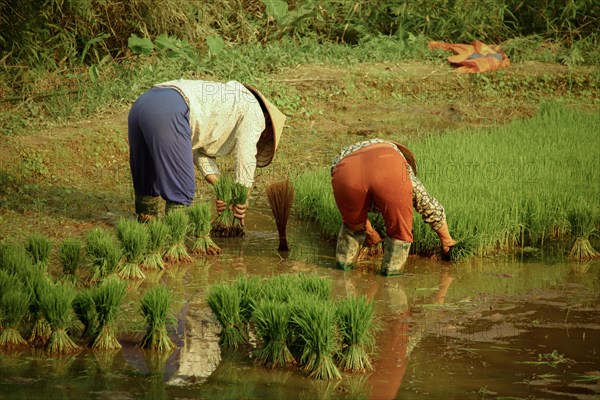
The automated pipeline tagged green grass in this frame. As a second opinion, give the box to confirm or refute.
[116,218,148,280]
[293,103,600,259]
[139,284,175,352]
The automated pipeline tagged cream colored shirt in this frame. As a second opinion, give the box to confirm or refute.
[155,80,265,187]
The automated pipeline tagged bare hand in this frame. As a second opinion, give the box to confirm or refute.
[215,199,227,215]
[365,219,382,247]
[232,203,248,226]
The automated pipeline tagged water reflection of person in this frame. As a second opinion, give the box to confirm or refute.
[341,270,453,400]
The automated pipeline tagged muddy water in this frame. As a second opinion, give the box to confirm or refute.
[1,208,599,400]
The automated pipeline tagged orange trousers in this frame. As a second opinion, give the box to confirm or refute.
[331,144,414,242]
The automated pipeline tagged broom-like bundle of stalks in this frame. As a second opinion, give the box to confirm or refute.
[187,202,222,255]
[266,178,294,252]
[58,238,84,286]
[91,275,128,350]
[206,283,247,350]
[0,287,30,349]
[116,218,149,279]
[25,233,52,271]
[139,284,176,352]
[335,295,375,372]
[253,300,297,369]
[143,219,170,269]
[164,210,192,263]
[86,228,123,281]
[38,281,80,354]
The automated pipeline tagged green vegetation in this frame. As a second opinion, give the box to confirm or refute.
[335,295,375,372]
[58,238,84,285]
[139,284,176,352]
[206,283,247,350]
[116,218,149,280]
[24,234,52,270]
[0,288,30,349]
[187,202,222,255]
[163,209,192,263]
[212,175,237,237]
[91,275,128,350]
[142,219,170,270]
[85,228,123,281]
[38,281,80,354]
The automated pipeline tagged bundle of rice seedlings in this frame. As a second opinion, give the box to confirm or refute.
[139,284,176,352]
[233,275,263,324]
[0,288,30,349]
[446,235,477,262]
[262,274,300,303]
[58,238,84,285]
[91,275,128,350]
[335,295,375,372]
[568,206,599,259]
[292,298,341,380]
[143,219,170,269]
[252,300,296,369]
[187,202,222,255]
[266,178,295,252]
[0,243,34,276]
[229,182,249,237]
[86,228,123,281]
[38,281,80,354]
[211,175,234,237]
[25,233,52,270]
[206,283,247,350]
[297,274,332,301]
[163,209,192,263]
[26,271,53,346]
[116,218,149,279]
[72,288,98,340]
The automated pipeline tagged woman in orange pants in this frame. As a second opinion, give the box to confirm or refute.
[331,139,456,275]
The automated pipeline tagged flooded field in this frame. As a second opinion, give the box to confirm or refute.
[1,207,599,400]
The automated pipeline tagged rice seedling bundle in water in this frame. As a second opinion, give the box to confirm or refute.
[58,238,84,285]
[143,219,170,269]
[139,284,176,352]
[567,205,599,259]
[25,234,51,271]
[26,271,53,346]
[164,210,192,263]
[73,288,98,340]
[0,288,30,349]
[292,298,341,380]
[187,202,222,255]
[252,300,296,368]
[86,228,123,281]
[38,281,80,354]
[206,283,247,349]
[91,275,128,350]
[230,183,248,237]
[116,218,149,279]
[335,295,375,372]
[211,175,235,237]
[262,274,300,303]
[297,274,332,301]
[233,275,263,324]
[266,178,295,252]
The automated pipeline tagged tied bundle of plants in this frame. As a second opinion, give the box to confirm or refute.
[143,219,170,270]
[335,295,375,372]
[297,274,332,301]
[252,300,296,369]
[206,283,247,350]
[567,206,599,260]
[266,178,295,252]
[58,238,84,286]
[25,234,52,271]
[211,175,234,237]
[445,235,477,262]
[86,228,123,281]
[164,209,192,263]
[233,275,263,325]
[38,281,80,354]
[292,298,341,380]
[0,287,30,349]
[139,284,176,352]
[72,288,97,341]
[91,275,128,350]
[263,274,300,303]
[187,202,222,255]
[26,271,53,346]
[116,218,149,280]
[0,243,33,276]
[230,183,249,237]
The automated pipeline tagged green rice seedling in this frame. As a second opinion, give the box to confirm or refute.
[567,205,599,260]
[0,243,34,276]
[38,281,80,354]
[143,219,170,269]
[86,228,123,281]
[26,271,53,346]
[297,274,332,301]
[233,275,263,324]
[116,218,149,279]
[335,295,375,372]
[211,175,234,237]
[206,283,247,350]
[58,238,84,285]
[139,284,176,352]
[72,288,98,340]
[25,233,52,271]
[262,274,301,303]
[252,300,296,369]
[230,183,248,237]
[91,275,128,350]
[446,235,478,262]
[163,209,192,263]
[187,202,222,255]
[0,288,30,349]
[292,298,341,380]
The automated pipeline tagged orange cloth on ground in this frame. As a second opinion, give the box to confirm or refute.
[428,40,510,73]
[331,144,414,242]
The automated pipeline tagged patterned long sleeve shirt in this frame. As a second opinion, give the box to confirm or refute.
[331,139,446,231]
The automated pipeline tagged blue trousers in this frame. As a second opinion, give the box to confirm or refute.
[128,87,195,205]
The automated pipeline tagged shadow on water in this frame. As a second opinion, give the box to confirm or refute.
[1,207,599,399]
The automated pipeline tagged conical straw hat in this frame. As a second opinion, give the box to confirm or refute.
[392,142,418,176]
[243,84,287,168]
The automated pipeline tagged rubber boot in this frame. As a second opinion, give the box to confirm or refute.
[135,195,160,223]
[335,224,366,271]
[165,201,188,215]
[381,237,411,276]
